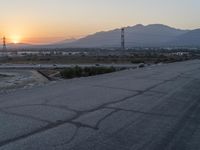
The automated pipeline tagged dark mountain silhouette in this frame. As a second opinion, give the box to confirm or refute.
[6,43,33,49]
[66,24,188,47]
[3,24,200,49]
[170,29,200,46]
[54,38,77,44]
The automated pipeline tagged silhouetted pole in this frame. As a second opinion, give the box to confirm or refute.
[121,28,125,50]
[3,36,6,51]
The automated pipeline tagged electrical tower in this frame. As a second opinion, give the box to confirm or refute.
[3,36,6,51]
[121,28,125,50]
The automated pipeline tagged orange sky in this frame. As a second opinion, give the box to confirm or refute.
[0,0,200,44]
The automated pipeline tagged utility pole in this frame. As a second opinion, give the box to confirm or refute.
[3,36,6,51]
[121,28,125,50]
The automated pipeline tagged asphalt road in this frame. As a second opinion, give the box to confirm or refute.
[0,60,200,150]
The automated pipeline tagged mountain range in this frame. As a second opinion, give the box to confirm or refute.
[4,24,200,49]
[66,24,187,48]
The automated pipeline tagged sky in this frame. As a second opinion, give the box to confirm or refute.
[0,0,200,44]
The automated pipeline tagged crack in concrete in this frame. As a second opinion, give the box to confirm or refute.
[0,71,190,148]
[1,103,79,114]
[95,110,119,129]
[0,113,95,147]
[72,109,119,131]
[106,107,177,118]
[152,96,200,150]
[0,109,51,123]
[92,84,141,92]
[53,128,80,148]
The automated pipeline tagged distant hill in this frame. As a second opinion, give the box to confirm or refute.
[2,24,200,49]
[66,24,189,48]
[51,38,77,48]
[170,29,200,47]
[54,38,77,45]
[6,43,33,49]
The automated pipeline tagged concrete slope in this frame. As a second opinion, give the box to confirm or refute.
[0,60,200,150]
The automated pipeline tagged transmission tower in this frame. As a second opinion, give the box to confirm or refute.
[3,36,6,51]
[121,28,125,50]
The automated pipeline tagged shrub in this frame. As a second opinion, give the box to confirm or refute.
[60,66,117,79]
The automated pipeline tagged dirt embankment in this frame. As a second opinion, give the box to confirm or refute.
[0,70,49,93]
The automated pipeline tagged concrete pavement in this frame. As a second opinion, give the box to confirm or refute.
[0,60,200,150]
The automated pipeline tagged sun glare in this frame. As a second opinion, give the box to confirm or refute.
[11,35,21,44]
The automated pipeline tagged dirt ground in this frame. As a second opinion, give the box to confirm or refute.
[0,70,49,93]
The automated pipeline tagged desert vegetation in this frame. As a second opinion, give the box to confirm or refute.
[60,66,117,79]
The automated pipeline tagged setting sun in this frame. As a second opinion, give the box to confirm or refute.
[11,35,21,44]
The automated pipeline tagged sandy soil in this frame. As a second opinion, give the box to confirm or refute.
[0,70,49,93]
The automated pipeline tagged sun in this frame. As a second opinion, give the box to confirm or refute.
[11,35,21,44]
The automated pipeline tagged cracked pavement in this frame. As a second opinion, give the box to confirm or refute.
[1,60,200,150]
